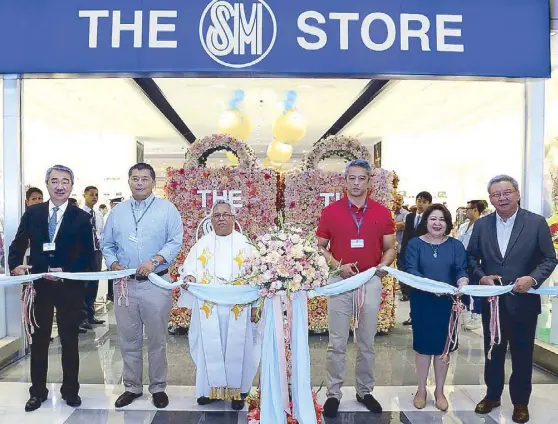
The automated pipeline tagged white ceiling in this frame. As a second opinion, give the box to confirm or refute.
[153,77,370,156]
[22,78,181,140]
[342,79,525,138]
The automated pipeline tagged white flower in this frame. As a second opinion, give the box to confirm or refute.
[291,245,304,259]
[290,234,301,244]
[293,274,303,285]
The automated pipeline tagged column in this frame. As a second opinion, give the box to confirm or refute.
[2,75,24,347]
[521,80,545,215]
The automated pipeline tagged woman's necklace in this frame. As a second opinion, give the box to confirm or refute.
[425,235,446,259]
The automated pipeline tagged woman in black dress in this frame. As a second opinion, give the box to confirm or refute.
[405,204,469,411]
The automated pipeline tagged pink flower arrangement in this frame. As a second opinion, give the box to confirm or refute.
[165,134,278,329]
[242,226,331,298]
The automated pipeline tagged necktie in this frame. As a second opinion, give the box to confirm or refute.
[91,210,100,250]
[48,206,60,242]
[415,214,421,229]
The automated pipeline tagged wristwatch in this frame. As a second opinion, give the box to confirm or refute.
[150,258,161,268]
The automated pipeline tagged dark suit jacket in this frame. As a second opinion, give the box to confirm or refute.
[467,208,557,319]
[8,201,94,299]
[399,212,422,271]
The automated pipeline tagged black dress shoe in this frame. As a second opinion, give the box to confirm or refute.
[512,405,529,423]
[81,322,93,330]
[152,392,169,409]
[403,318,412,326]
[115,391,143,408]
[61,394,82,407]
[231,399,245,410]
[78,327,87,334]
[88,318,105,325]
[475,398,501,414]
[322,397,340,418]
[197,396,216,405]
[25,395,47,412]
[357,394,382,413]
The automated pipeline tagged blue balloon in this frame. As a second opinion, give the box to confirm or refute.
[287,90,297,102]
[228,99,238,109]
[234,89,245,102]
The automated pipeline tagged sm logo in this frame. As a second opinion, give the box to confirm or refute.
[199,0,277,68]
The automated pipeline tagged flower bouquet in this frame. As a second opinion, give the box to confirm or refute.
[241,225,332,299]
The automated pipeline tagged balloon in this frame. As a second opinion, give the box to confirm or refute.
[217,109,252,140]
[272,110,306,145]
[267,141,293,163]
[263,157,282,169]
[226,151,239,165]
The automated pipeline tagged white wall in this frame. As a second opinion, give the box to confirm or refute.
[382,110,524,215]
[22,121,137,205]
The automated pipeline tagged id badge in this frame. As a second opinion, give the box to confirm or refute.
[351,239,365,249]
[43,242,56,252]
[128,232,139,243]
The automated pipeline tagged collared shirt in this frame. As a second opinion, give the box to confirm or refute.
[496,209,518,257]
[101,193,183,272]
[456,220,475,250]
[395,208,409,253]
[316,197,395,272]
[81,205,104,245]
[49,200,69,241]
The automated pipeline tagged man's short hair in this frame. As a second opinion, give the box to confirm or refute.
[416,191,433,203]
[468,200,487,214]
[344,159,372,176]
[84,186,98,193]
[487,175,519,193]
[45,165,74,185]
[99,204,107,210]
[26,187,43,200]
[211,200,234,216]
[129,163,156,181]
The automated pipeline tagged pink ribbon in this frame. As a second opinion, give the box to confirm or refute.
[272,296,291,415]
[487,296,501,360]
[352,285,366,341]
[441,298,465,362]
[21,283,38,345]
[116,277,129,306]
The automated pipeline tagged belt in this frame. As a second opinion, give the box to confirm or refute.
[134,269,168,281]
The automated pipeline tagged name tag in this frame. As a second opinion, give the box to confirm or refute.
[351,239,365,249]
[128,233,139,243]
[43,242,56,252]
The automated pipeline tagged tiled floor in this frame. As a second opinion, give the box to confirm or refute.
[0,300,557,423]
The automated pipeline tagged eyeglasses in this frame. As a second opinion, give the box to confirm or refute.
[489,190,516,199]
[213,213,233,220]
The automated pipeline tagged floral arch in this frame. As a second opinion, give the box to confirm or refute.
[283,135,399,333]
[166,134,279,330]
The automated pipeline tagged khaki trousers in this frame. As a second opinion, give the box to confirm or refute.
[326,276,382,399]
[114,277,173,394]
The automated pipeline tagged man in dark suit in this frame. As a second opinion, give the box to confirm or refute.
[9,165,94,412]
[468,175,557,424]
[399,191,432,325]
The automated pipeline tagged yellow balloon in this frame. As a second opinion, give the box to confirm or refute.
[267,141,293,163]
[226,151,239,165]
[273,110,306,145]
[263,157,282,169]
[218,109,252,140]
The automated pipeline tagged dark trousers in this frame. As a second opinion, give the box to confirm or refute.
[481,297,537,405]
[83,250,102,322]
[30,281,84,398]
[463,295,482,314]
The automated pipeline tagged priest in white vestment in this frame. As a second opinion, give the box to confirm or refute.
[178,200,261,410]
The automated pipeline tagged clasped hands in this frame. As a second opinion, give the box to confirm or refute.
[480,275,535,293]
[111,260,154,277]
[339,263,388,279]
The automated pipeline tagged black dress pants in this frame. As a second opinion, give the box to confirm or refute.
[29,280,84,398]
[481,296,537,405]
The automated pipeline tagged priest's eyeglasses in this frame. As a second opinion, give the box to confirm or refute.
[213,213,233,220]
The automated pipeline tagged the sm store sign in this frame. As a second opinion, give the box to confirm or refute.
[0,0,550,78]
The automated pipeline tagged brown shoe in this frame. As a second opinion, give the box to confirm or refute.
[512,405,529,423]
[475,398,501,414]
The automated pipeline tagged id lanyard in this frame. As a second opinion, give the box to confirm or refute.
[348,199,368,235]
[131,197,156,234]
